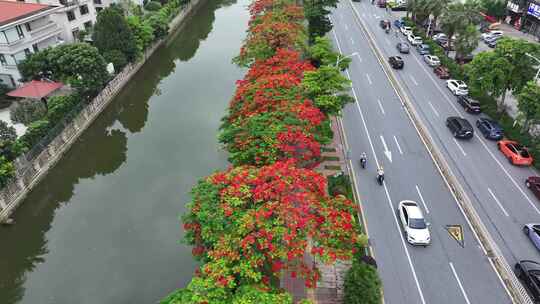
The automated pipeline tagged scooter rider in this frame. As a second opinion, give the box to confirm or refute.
[360,152,367,168]
[377,166,385,184]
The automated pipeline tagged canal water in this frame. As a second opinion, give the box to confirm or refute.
[0,0,248,303]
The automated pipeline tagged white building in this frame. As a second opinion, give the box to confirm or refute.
[12,0,99,43]
[0,1,63,88]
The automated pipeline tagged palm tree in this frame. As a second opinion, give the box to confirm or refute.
[454,24,480,60]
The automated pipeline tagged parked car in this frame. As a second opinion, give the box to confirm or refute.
[515,260,540,302]
[457,96,481,114]
[484,35,501,45]
[432,33,448,43]
[476,118,503,140]
[391,4,407,11]
[446,116,474,139]
[398,200,430,246]
[416,44,431,55]
[394,19,403,28]
[407,34,423,45]
[487,39,498,48]
[400,26,412,35]
[446,79,469,95]
[524,224,540,250]
[434,66,450,79]
[380,19,391,29]
[377,0,386,7]
[481,30,503,41]
[526,177,540,201]
[388,56,404,69]
[396,42,410,53]
[423,55,440,67]
[497,140,533,166]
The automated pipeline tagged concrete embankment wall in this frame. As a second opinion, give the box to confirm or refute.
[0,0,204,223]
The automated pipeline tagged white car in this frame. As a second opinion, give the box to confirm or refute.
[446,79,469,96]
[423,55,441,67]
[398,200,431,246]
[481,30,503,41]
[432,33,447,42]
[401,26,412,36]
[407,34,422,45]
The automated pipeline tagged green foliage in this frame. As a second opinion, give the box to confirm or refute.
[46,94,81,124]
[103,49,128,71]
[18,43,109,97]
[145,0,162,11]
[439,0,481,41]
[127,15,155,53]
[145,13,169,39]
[92,7,139,63]
[328,173,353,201]
[480,0,506,19]
[454,24,479,59]
[517,81,540,131]
[302,65,353,115]
[307,37,350,70]
[0,121,16,143]
[18,119,50,150]
[465,51,511,106]
[10,101,47,126]
[494,38,540,95]
[0,156,15,187]
[343,261,382,304]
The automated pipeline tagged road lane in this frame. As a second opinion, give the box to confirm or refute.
[330,6,511,303]
[349,0,540,270]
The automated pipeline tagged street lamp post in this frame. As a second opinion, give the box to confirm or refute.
[335,52,359,67]
[525,53,540,82]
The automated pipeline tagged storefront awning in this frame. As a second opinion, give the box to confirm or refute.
[6,80,63,99]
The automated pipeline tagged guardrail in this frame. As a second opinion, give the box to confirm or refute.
[345,1,533,303]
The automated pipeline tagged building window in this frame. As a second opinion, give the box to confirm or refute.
[0,55,6,66]
[67,10,76,21]
[94,0,102,4]
[25,23,32,32]
[72,29,80,41]
[80,5,89,15]
[32,43,39,53]
[16,25,24,39]
[84,21,92,30]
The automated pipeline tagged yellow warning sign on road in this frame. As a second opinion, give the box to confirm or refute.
[446,225,464,248]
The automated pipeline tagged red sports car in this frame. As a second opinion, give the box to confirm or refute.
[497,140,533,166]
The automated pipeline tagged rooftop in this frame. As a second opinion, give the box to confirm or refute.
[0,1,56,27]
[7,80,63,99]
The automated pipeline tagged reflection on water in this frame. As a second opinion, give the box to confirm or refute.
[0,0,248,303]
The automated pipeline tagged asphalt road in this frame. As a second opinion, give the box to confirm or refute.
[330,2,515,303]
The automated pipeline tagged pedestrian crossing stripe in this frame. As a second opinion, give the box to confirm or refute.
[446,225,464,248]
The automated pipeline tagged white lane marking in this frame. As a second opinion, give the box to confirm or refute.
[488,188,509,217]
[409,74,418,86]
[452,138,467,156]
[355,53,363,62]
[377,99,385,115]
[476,135,540,215]
[415,185,430,214]
[449,262,472,304]
[393,135,403,155]
[428,101,440,118]
[380,135,393,163]
[344,24,349,30]
[350,37,355,45]
[366,73,373,85]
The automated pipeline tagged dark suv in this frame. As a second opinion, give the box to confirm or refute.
[446,116,473,139]
[476,118,503,140]
[457,96,481,114]
[516,260,540,302]
[388,56,404,69]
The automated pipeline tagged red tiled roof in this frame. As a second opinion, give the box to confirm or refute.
[7,80,63,99]
[0,1,55,27]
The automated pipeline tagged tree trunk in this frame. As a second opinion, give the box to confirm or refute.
[496,90,507,113]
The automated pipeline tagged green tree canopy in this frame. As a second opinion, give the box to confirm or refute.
[343,261,382,304]
[92,7,139,66]
[307,36,350,70]
[517,81,540,131]
[454,24,479,59]
[494,38,540,94]
[127,15,155,54]
[302,65,353,115]
[18,43,109,97]
[303,0,338,41]
[480,0,507,19]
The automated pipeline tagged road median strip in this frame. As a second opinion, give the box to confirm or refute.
[345,1,533,303]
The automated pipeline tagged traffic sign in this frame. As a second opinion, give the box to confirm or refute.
[446,224,464,248]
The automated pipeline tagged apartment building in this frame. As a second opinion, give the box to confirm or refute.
[13,0,98,43]
[0,1,63,88]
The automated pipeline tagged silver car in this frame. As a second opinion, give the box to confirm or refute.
[398,200,431,246]
[423,55,441,67]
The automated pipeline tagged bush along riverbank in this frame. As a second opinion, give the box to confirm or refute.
[161,0,381,303]
[0,0,193,188]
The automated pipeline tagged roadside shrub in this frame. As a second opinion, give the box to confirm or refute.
[328,173,353,201]
[10,101,47,126]
[0,121,17,143]
[343,261,382,304]
[145,1,162,11]
[103,49,128,71]
[0,156,15,187]
[47,94,81,124]
[18,119,50,150]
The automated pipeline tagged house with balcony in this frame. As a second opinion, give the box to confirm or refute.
[0,1,63,88]
[8,0,98,43]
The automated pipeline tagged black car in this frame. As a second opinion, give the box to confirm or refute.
[457,96,481,114]
[446,116,473,139]
[487,39,498,48]
[516,260,540,302]
[388,56,404,69]
[396,42,410,54]
[379,19,391,29]
[476,118,503,140]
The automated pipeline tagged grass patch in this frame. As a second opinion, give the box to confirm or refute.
[321,147,336,152]
[324,165,342,171]
[323,156,340,161]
